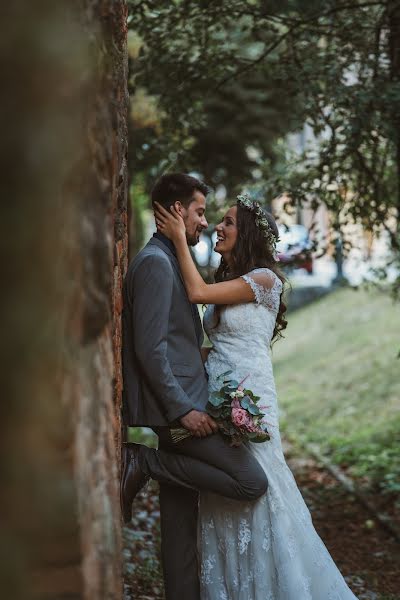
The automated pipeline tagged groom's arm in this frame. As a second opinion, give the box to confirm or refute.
[131,253,194,423]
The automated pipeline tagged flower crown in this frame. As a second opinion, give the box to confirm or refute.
[236,193,278,252]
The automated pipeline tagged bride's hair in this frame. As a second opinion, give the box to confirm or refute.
[214,203,288,343]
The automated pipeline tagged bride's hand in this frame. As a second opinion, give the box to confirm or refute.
[154,202,186,243]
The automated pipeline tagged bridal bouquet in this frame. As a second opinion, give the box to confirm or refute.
[171,371,270,446]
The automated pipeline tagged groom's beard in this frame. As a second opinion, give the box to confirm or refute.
[186,231,201,246]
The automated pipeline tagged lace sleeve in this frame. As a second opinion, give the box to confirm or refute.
[241,268,282,314]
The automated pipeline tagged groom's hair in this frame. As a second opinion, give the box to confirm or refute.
[151,173,209,210]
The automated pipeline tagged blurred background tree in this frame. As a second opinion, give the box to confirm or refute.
[127,0,399,294]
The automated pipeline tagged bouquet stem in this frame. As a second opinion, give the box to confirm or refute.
[170,427,192,443]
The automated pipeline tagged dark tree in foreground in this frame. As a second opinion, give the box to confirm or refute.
[0,2,128,598]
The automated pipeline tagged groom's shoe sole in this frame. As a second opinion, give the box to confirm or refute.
[120,443,149,524]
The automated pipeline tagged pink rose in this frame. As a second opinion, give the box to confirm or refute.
[244,416,258,432]
[231,398,241,409]
[231,408,248,427]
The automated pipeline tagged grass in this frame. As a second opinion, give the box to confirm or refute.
[273,286,400,492]
[128,426,158,446]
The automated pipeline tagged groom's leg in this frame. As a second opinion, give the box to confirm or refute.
[139,429,268,501]
[159,482,200,600]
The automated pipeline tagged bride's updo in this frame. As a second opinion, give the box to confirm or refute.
[214,199,288,342]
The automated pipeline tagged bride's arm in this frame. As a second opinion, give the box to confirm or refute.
[154,203,255,305]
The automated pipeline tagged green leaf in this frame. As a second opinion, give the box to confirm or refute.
[226,380,239,389]
[207,406,222,418]
[221,385,233,395]
[248,404,261,416]
[208,395,225,407]
[240,396,251,409]
[251,433,270,443]
[221,407,232,418]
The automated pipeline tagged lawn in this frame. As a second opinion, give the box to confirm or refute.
[273,286,400,492]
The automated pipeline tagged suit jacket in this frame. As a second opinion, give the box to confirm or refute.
[122,236,209,426]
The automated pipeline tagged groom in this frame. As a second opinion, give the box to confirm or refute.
[121,172,268,600]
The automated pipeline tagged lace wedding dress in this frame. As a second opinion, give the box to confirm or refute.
[200,268,358,600]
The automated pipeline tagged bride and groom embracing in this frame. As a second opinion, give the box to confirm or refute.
[121,173,358,600]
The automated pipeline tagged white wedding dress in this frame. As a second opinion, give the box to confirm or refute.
[200,268,358,600]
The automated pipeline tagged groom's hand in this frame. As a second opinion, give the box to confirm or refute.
[180,410,218,438]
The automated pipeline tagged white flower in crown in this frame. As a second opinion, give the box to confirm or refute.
[236,193,278,253]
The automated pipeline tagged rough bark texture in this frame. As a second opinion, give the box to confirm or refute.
[388,0,400,230]
[76,3,129,598]
[0,2,128,599]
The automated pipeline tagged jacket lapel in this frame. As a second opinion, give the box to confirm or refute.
[192,305,204,345]
[148,238,203,344]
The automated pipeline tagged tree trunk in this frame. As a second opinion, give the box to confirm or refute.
[388,0,400,236]
[0,2,128,599]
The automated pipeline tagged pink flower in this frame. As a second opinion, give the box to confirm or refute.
[231,398,241,409]
[231,408,248,427]
[245,417,258,432]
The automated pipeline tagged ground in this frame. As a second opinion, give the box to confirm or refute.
[284,441,400,600]
[123,437,400,600]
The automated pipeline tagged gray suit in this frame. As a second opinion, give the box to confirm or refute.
[122,235,209,426]
[122,234,268,600]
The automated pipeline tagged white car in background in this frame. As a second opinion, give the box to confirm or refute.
[276,224,314,274]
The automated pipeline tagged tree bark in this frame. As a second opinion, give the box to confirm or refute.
[388,0,400,235]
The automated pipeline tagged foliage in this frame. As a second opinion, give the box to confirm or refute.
[127,0,400,290]
[128,555,162,595]
[331,430,400,494]
[208,371,270,444]
[129,4,399,175]
[128,426,158,447]
[129,173,149,256]
[127,0,303,191]
[261,0,400,256]
[274,286,400,493]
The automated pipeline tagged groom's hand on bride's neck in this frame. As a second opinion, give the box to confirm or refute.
[180,410,218,438]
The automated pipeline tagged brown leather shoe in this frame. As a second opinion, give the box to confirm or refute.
[120,443,150,524]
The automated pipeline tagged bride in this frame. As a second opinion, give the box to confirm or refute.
[154,194,358,600]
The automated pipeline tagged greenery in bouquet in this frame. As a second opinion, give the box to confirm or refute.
[207,371,270,446]
[170,371,270,445]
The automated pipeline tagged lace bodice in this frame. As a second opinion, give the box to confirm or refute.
[203,269,282,405]
[240,267,282,314]
[203,268,282,367]
[203,268,282,437]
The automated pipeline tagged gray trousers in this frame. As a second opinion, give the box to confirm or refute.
[141,430,268,600]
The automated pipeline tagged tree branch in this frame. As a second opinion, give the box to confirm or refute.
[215,28,294,89]
[215,1,386,89]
